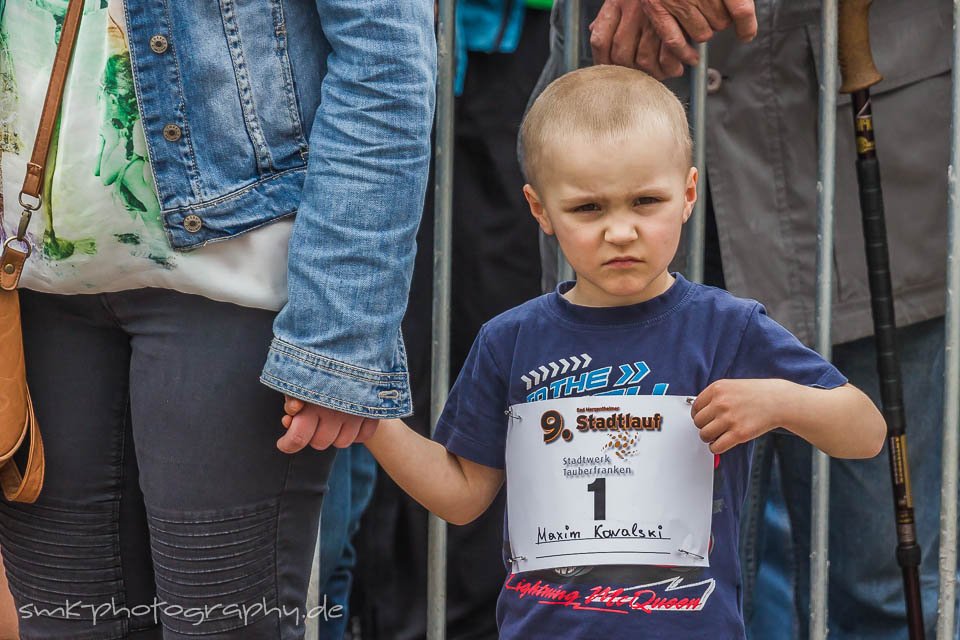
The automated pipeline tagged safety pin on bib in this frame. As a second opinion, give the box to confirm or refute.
[677,548,705,560]
[504,407,522,421]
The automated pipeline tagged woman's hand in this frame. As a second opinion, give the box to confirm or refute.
[278,396,379,453]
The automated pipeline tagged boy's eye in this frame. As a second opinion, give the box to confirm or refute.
[572,203,601,213]
[634,196,662,206]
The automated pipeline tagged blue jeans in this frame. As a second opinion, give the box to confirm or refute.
[742,316,953,639]
[317,446,377,640]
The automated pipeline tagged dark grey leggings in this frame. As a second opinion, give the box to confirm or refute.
[0,288,333,639]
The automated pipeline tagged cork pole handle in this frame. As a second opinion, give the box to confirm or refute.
[838,0,883,93]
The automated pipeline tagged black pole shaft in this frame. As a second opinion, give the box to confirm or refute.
[850,89,925,640]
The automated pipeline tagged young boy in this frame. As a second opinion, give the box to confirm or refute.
[285,65,886,638]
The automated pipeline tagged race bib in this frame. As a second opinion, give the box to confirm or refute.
[505,395,714,574]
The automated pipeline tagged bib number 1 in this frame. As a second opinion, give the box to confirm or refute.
[587,477,606,520]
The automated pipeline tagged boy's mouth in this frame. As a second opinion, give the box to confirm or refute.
[603,257,642,268]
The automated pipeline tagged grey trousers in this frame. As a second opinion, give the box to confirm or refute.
[0,288,334,640]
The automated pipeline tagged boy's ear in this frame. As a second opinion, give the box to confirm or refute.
[681,167,698,224]
[523,184,554,235]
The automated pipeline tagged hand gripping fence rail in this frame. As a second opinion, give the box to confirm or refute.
[410,1,960,638]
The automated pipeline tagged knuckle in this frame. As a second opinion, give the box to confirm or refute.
[731,1,754,18]
[691,28,714,42]
[635,52,656,69]
[289,433,308,447]
[663,35,686,49]
[611,51,632,66]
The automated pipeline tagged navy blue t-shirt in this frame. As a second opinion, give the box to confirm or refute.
[434,274,847,639]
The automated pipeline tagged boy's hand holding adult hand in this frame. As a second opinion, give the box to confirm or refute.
[589,0,757,79]
[278,396,379,453]
[691,378,784,454]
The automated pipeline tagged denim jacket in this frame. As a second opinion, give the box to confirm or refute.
[123,0,436,417]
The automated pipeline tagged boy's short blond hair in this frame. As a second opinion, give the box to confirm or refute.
[519,65,692,188]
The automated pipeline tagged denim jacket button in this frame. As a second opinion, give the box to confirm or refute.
[162,124,182,142]
[183,215,203,233]
[149,35,169,54]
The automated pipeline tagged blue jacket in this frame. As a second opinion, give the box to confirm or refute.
[456,0,527,92]
[123,0,436,417]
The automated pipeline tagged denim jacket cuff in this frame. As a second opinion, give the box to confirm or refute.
[259,338,413,419]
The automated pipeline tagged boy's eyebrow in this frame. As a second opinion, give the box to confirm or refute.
[557,184,675,205]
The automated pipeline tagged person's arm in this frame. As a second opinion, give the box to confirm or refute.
[691,378,886,459]
[365,419,505,526]
[260,0,437,448]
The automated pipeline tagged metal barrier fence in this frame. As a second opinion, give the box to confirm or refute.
[416,2,960,639]
[938,2,960,638]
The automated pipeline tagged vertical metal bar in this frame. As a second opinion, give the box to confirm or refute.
[810,1,838,638]
[305,530,321,640]
[428,0,455,637]
[563,0,582,72]
[557,0,582,283]
[687,44,708,284]
[936,3,960,638]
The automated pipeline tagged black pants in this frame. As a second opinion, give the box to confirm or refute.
[1,288,334,639]
[353,9,550,640]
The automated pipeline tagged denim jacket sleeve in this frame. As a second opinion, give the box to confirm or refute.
[259,0,437,418]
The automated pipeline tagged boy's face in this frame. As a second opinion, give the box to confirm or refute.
[524,127,697,307]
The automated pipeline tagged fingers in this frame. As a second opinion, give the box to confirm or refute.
[641,0,699,65]
[725,0,758,41]
[697,419,738,455]
[697,418,726,444]
[355,419,379,444]
[284,396,305,416]
[589,1,622,65]
[699,1,732,32]
[658,41,684,78]
[306,411,344,450]
[708,431,739,455]
[673,4,713,43]
[635,20,666,77]
[691,398,720,430]
[691,382,715,416]
[609,1,645,67]
[277,411,318,454]
[330,416,363,449]
[278,401,374,452]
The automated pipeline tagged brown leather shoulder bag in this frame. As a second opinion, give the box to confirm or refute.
[0,0,85,503]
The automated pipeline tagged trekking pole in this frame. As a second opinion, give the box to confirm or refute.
[837,2,925,637]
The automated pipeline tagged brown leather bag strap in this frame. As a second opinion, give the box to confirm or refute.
[2,0,84,281]
[19,0,85,205]
[0,386,44,504]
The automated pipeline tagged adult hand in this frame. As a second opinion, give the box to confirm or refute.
[278,396,379,453]
[589,0,757,78]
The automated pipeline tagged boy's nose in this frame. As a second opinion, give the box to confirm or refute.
[603,220,640,245]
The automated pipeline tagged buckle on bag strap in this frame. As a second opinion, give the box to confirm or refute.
[1,238,30,291]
